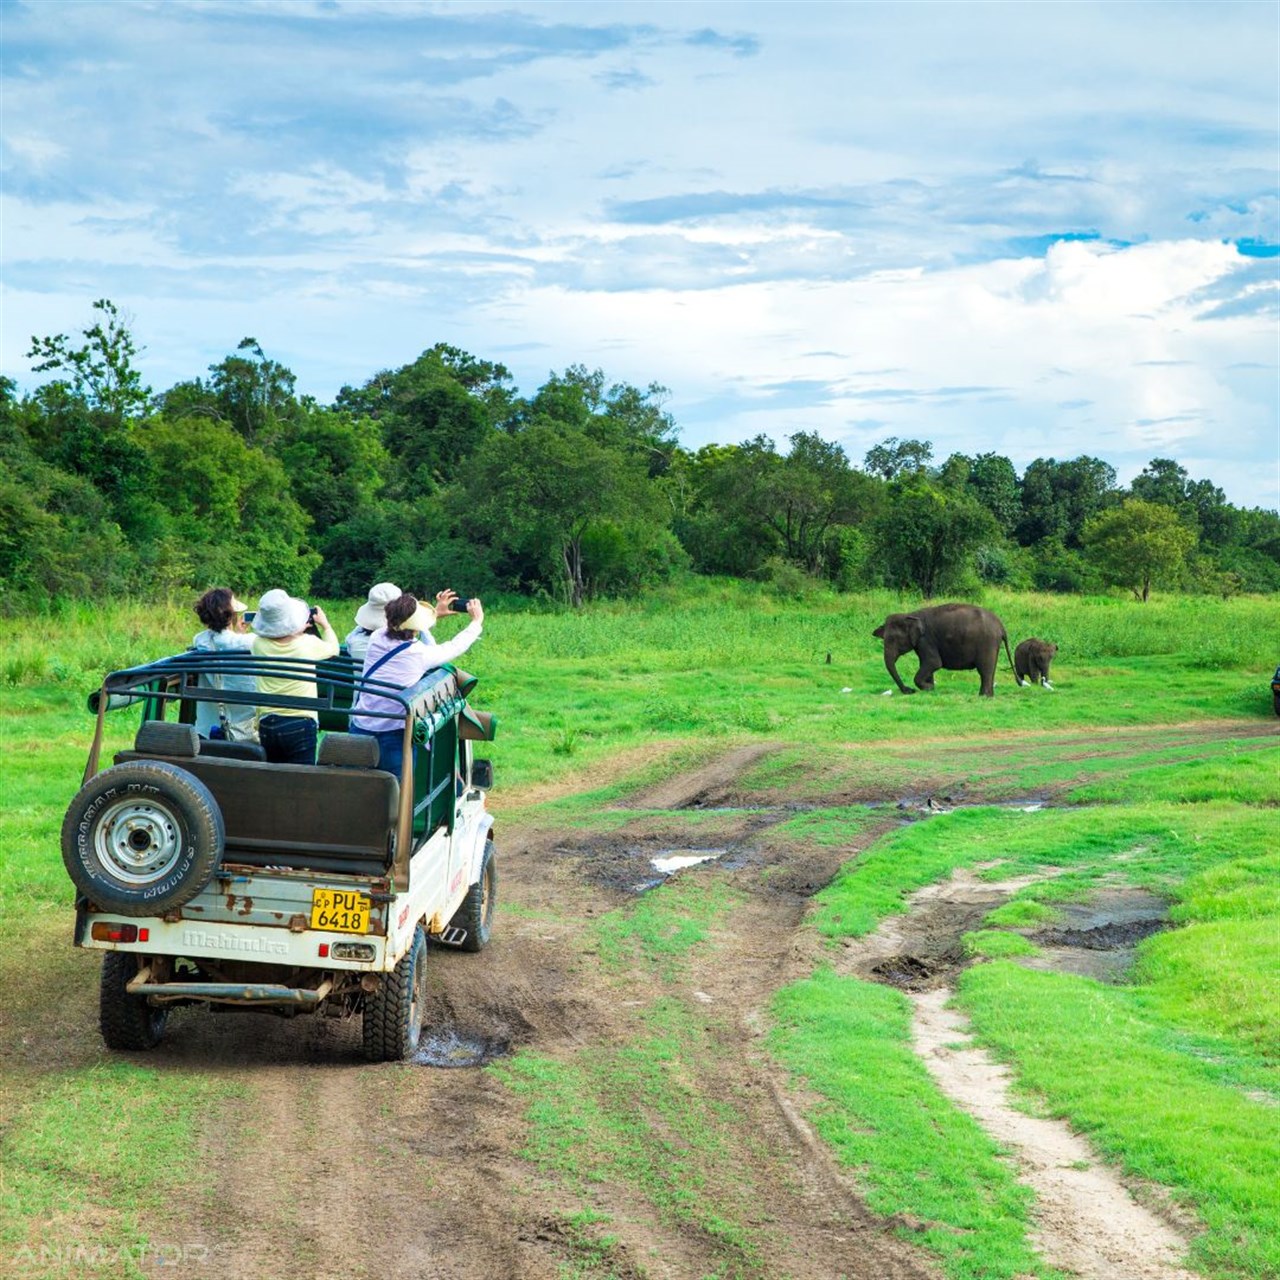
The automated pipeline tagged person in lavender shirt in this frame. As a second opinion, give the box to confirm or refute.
[348,592,484,776]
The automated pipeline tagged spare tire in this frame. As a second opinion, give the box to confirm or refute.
[62,761,224,916]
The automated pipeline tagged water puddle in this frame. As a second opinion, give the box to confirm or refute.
[871,794,1051,817]
[631,847,727,893]
[413,1028,509,1068]
[651,849,725,874]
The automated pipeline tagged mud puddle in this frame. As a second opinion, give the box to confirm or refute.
[413,1027,510,1068]
[883,793,1051,816]
[1023,888,1171,983]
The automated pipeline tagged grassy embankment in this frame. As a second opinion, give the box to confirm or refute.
[1,583,1277,1277]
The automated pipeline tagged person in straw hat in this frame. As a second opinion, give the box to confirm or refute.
[345,582,465,661]
[349,592,483,777]
[250,589,339,764]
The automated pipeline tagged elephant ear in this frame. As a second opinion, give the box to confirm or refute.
[904,615,924,646]
[872,624,885,639]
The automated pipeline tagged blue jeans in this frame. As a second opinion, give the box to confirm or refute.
[259,715,318,765]
[351,725,405,777]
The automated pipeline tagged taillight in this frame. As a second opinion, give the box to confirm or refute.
[91,922,138,943]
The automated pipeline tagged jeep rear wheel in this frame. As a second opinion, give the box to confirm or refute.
[62,761,224,916]
[100,952,168,1051]
[363,925,428,1062]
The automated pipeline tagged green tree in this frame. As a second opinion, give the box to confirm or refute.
[140,416,318,590]
[1082,499,1197,602]
[1017,456,1117,547]
[457,420,662,607]
[1130,458,1234,548]
[671,443,782,577]
[869,478,997,598]
[26,299,151,426]
[275,405,389,532]
[338,344,514,494]
[863,437,933,481]
[207,338,299,445]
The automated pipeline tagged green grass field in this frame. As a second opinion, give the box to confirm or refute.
[1,582,1277,1278]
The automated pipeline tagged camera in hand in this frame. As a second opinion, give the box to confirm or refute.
[304,604,320,636]
[449,597,472,613]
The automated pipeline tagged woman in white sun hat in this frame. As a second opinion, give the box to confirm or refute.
[345,581,400,662]
[250,589,339,764]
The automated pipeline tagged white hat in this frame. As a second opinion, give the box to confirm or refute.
[251,588,310,638]
[355,581,401,631]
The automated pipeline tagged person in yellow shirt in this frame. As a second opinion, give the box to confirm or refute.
[250,589,339,764]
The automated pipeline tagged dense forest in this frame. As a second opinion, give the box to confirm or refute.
[3,299,1278,610]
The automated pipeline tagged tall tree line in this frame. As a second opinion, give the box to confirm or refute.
[2,301,1277,608]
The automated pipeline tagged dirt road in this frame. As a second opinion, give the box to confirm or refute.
[136,725,1274,1279]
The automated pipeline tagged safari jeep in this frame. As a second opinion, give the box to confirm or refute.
[62,649,497,1061]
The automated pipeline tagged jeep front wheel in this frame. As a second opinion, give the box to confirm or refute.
[447,838,496,952]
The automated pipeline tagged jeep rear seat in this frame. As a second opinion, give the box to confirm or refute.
[115,722,398,876]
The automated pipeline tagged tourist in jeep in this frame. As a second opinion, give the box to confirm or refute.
[345,581,400,662]
[192,587,258,743]
[250,589,339,764]
[346,581,469,661]
[350,592,483,776]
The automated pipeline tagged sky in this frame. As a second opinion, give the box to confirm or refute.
[2,0,1278,509]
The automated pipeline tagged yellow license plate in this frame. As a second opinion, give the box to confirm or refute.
[310,889,371,934]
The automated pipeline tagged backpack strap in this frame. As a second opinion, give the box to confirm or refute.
[362,641,414,682]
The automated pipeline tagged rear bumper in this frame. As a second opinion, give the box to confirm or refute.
[127,969,333,1006]
[78,911,391,971]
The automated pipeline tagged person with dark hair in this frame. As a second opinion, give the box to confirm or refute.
[250,589,339,765]
[349,592,484,777]
[191,588,257,742]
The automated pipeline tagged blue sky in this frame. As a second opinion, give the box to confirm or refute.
[2,0,1277,507]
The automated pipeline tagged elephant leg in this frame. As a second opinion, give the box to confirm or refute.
[977,654,996,697]
[914,659,939,691]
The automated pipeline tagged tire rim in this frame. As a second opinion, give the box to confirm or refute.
[408,942,427,1050]
[94,798,184,885]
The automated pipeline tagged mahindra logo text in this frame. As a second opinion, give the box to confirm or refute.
[181,929,288,956]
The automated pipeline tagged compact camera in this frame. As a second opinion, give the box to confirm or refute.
[449,597,472,613]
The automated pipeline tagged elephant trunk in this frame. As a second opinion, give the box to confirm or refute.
[883,647,915,694]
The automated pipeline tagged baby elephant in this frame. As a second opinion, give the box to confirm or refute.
[1015,638,1057,689]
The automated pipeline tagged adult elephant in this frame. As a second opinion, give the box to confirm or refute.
[872,603,1014,698]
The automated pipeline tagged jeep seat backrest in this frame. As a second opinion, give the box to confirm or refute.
[115,722,398,875]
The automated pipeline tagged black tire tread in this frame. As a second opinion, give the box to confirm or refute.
[449,839,496,953]
[362,926,425,1062]
[99,952,167,1051]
